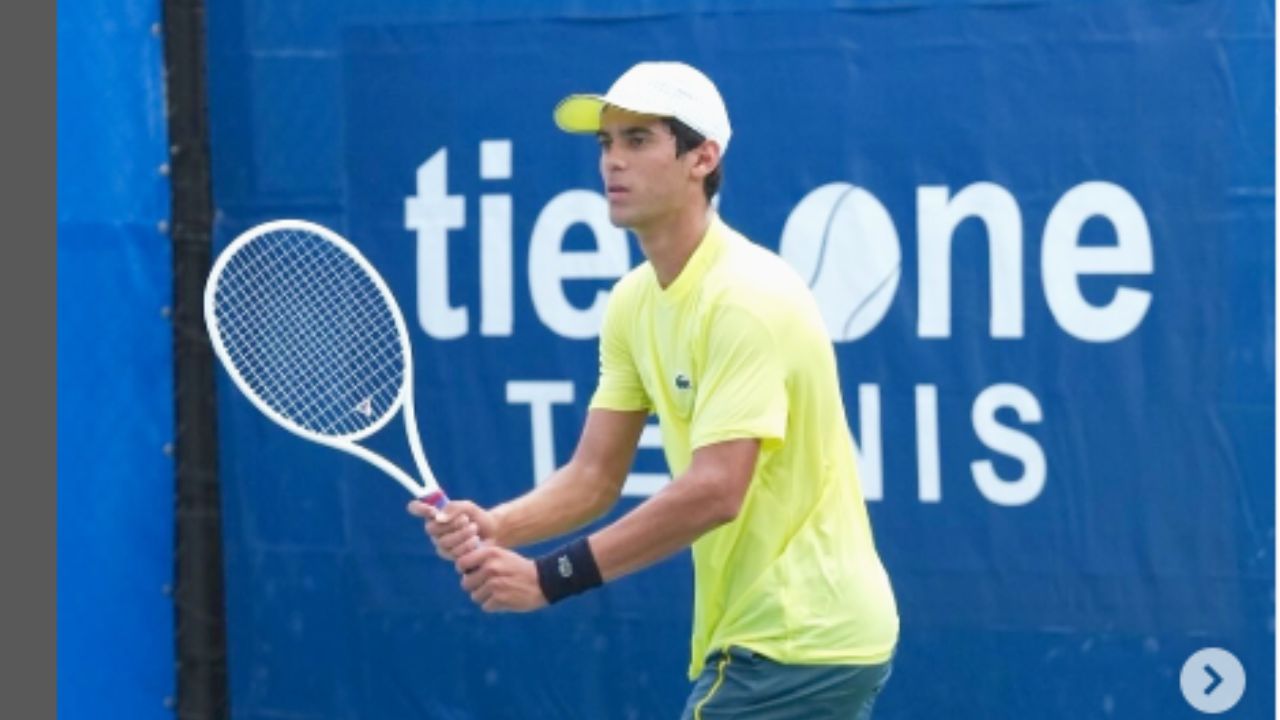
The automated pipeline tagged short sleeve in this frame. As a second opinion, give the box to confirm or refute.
[589,282,652,412]
[690,306,788,450]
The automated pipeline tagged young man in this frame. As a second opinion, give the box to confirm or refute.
[409,61,899,719]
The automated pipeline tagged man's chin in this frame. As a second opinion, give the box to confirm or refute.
[607,208,635,229]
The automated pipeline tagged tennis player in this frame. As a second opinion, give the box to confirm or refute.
[409,61,899,719]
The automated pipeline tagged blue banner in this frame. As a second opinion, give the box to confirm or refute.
[209,3,1274,718]
[58,0,175,717]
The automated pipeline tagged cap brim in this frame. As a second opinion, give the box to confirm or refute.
[554,94,607,134]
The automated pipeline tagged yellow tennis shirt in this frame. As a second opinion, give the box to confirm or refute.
[590,215,899,679]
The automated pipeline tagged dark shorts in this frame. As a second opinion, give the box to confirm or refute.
[679,646,893,720]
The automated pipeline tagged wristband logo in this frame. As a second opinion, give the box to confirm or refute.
[558,555,574,578]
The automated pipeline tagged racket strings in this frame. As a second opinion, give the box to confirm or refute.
[220,238,353,424]
[221,235,400,433]
[258,240,396,418]
[212,228,406,437]
[244,233,403,428]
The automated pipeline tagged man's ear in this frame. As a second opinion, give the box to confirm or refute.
[690,141,722,180]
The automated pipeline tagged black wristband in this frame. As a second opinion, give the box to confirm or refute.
[535,537,604,604]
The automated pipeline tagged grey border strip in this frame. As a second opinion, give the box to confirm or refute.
[13,0,55,715]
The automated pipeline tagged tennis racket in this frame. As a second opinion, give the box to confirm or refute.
[203,218,449,509]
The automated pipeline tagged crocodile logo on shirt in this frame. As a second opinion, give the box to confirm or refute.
[675,373,692,391]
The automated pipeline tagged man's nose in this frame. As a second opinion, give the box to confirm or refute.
[601,146,625,171]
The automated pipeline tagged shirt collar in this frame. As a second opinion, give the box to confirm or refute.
[656,213,727,303]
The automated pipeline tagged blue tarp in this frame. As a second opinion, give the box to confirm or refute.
[57,0,176,717]
[206,2,1274,718]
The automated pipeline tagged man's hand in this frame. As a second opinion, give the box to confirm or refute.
[456,545,547,613]
[407,499,497,561]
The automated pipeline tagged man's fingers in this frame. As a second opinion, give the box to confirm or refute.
[460,563,489,592]
[427,512,470,536]
[474,576,514,611]
[470,583,494,605]
[456,544,491,574]
[438,522,478,551]
[436,501,482,528]
[437,539,479,560]
[422,518,478,562]
[406,499,438,519]
[467,572,500,603]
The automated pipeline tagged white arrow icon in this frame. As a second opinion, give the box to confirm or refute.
[1180,648,1245,714]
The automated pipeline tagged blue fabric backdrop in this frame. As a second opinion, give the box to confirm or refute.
[58,0,176,717]
[205,2,1274,718]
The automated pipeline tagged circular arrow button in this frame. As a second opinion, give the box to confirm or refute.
[1181,648,1245,714]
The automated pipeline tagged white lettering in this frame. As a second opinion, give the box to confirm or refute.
[405,149,467,339]
[480,140,514,336]
[480,194,513,336]
[528,190,630,339]
[971,383,1046,506]
[410,149,1152,345]
[479,140,511,181]
[506,380,575,484]
[918,183,1024,339]
[916,384,942,502]
[852,384,883,501]
[1042,181,1154,342]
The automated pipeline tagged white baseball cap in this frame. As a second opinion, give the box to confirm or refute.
[554,61,733,155]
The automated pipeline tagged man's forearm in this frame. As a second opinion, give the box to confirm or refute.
[587,466,739,582]
[491,463,618,548]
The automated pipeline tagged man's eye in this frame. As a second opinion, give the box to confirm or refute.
[628,136,646,148]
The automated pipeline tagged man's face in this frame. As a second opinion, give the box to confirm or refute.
[596,107,699,231]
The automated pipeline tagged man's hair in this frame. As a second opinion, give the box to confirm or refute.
[664,118,723,202]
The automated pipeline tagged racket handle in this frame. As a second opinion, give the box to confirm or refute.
[418,489,481,572]
[418,490,449,510]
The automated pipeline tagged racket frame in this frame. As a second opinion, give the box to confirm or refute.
[204,218,446,508]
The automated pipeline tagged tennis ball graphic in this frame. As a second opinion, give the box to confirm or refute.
[779,183,901,341]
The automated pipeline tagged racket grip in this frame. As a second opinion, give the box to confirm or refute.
[418,489,481,573]
[418,490,449,510]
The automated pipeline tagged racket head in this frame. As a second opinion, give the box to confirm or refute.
[204,219,414,445]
